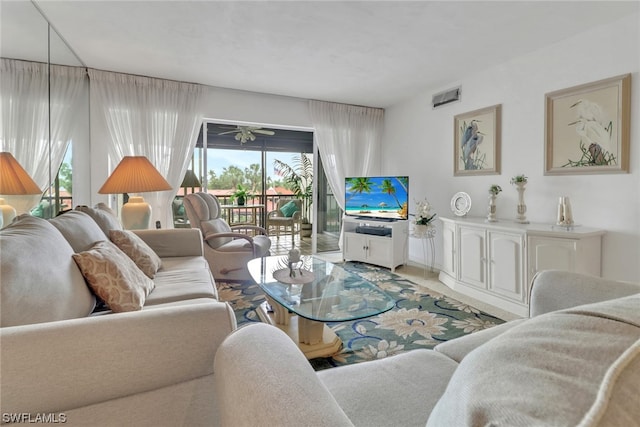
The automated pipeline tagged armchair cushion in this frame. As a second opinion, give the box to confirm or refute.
[110,229,162,279]
[73,241,155,312]
[280,200,299,217]
[184,192,271,281]
[201,219,232,248]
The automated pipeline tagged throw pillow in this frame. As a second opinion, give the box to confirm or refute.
[72,241,155,312]
[109,229,162,279]
[280,201,299,218]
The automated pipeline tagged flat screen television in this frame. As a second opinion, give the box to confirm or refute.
[344,176,409,221]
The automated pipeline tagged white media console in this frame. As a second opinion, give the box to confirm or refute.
[342,215,408,271]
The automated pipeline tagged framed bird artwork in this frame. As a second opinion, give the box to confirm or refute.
[454,104,501,176]
[544,74,630,175]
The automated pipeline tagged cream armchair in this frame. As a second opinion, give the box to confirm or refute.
[267,199,302,239]
[183,192,271,282]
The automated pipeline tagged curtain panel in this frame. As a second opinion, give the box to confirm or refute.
[309,100,384,248]
[88,69,207,228]
[0,58,86,215]
[309,100,384,211]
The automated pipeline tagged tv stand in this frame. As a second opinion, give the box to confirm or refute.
[343,216,408,271]
[357,216,396,222]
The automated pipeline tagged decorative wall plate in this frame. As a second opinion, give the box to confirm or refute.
[451,192,471,216]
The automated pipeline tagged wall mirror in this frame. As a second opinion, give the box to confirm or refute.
[1,1,88,220]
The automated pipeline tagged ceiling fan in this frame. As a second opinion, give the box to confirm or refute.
[218,126,275,144]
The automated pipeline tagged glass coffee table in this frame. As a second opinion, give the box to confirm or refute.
[248,255,395,359]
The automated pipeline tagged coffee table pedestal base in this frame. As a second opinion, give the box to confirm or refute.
[257,301,342,359]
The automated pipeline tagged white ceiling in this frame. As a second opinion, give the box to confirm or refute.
[24,1,639,107]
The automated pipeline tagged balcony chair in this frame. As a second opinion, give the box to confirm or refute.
[183,192,271,282]
[267,199,302,239]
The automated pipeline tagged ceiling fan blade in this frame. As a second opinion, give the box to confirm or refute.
[254,130,275,135]
[218,131,238,135]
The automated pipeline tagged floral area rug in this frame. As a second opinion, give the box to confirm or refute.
[217,261,504,371]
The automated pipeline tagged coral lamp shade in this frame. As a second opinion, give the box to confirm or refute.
[0,152,42,195]
[98,156,172,194]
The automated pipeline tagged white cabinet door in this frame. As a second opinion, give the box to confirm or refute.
[459,226,486,289]
[367,236,391,267]
[528,236,577,282]
[441,220,456,277]
[488,231,525,303]
[344,232,367,262]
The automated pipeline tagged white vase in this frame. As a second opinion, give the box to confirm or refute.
[556,196,574,226]
[413,224,435,238]
[414,224,428,236]
[514,182,529,224]
[487,194,497,222]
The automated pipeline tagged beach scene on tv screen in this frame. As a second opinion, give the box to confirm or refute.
[345,176,408,220]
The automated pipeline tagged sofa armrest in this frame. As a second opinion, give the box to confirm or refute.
[133,228,203,257]
[1,301,235,416]
[214,323,354,427]
[529,270,640,317]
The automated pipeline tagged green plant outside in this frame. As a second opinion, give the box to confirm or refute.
[273,154,313,222]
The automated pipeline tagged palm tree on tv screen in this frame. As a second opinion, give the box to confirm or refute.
[381,178,402,208]
[345,177,374,203]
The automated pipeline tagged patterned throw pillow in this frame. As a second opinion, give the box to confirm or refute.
[72,241,155,312]
[280,201,299,218]
[109,229,162,278]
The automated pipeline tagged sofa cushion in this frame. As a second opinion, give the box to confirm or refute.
[76,204,122,236]
[146,268,218,305]
[110,229,162,278]
[160,256,208,271]
[0,215,96,327]
[73,241,155,312]
[49,210,108,252]
[426,294,640,427]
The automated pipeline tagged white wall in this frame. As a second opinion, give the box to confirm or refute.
[383,14,640,282]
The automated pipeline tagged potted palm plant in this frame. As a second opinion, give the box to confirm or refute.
[273,154,313,237]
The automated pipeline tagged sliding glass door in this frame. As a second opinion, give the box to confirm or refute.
[191,121,341,254]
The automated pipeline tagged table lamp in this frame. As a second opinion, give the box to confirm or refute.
[0,152,43,228]
[98,156,172,229]
[180,169,201,195]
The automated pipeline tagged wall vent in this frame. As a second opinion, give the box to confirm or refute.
[432,86,461,108]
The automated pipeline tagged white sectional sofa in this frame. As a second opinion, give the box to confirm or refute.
[214,270,640,427]
[0,207,236,426]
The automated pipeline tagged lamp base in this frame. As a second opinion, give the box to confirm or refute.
[0,198,17,228]
[121,196,151,230]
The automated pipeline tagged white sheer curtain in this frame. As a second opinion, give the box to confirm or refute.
[309,100,384,248]
[309,99,384,210]
[0,59,86,214]
[88,69,206,228]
